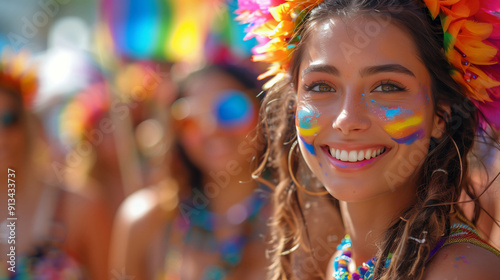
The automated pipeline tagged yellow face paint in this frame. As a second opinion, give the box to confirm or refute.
[298,125,320,136]
[383,114,423,137]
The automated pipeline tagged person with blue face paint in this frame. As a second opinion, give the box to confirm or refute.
[111,63,271,280]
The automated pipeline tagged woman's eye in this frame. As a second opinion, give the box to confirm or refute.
[373,83,405,92]
[307,83,336,93]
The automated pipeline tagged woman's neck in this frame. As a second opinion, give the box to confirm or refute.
[203,171,257,214]
[340,183,417,267]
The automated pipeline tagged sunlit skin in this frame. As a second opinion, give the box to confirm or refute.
[295,16,446,265]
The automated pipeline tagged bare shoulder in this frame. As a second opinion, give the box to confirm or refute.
[423,242,500,279]
[114,185,171,236]
[109,185,176,278]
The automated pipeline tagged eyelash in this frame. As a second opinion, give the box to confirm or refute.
[303,80,336,93]
[302,80,408,94]
[372,80,408,93]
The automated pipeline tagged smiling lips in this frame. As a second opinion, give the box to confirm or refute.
[328,147,387,163]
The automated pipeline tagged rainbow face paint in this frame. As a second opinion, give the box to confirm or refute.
[370,99,424,145]
[296,105,321,155]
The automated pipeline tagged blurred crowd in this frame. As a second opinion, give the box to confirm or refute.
[0,0,499,280]
[0,1,275,279]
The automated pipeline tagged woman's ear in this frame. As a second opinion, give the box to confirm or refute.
[431,103,450,139]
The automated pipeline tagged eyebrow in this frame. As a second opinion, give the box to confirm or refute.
[302,64,340,77]
[301,63,415,78]
[360,64,415,77]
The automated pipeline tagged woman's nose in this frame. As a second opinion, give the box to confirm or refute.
[332,92,371,135]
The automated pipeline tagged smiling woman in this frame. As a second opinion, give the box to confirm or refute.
[237,0,500,279]
[294,19,441,203]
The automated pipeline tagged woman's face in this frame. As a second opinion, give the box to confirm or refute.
[174,71,257,174]
[295,17,445,202]
[0,89,26,169]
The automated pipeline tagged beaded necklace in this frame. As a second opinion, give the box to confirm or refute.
[333,235,392,280]
[191,192,267,280]
[163,189,268,280]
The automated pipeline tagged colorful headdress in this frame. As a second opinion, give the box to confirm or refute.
[236,0,322,84]
[59,82,110,145]
[236,0,500,129]
[0,49,38,108]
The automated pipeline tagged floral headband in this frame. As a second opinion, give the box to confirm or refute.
[236,0,500,129]
[0,49,38,108]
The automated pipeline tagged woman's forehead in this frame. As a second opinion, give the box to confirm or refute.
[299,17,426,78]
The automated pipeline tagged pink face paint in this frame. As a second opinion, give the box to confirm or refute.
[296,105,321,155]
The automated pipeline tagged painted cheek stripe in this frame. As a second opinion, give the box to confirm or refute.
[299,136,316,155]
[384,114,423,135]
[391,128,424,145]
[296,106,321,154]
[297,126,320,136]
[382,113,425,145]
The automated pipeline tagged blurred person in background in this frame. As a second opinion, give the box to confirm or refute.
[59,58,176,217]
[59,81,126,217]
[0,50,111,279]
[110,63,271,280]
[463,129,500,249]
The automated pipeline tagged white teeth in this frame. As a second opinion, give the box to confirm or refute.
[357,150,365,161]
[330,147,386,162]
[340,150,348,161]
[365,149,372,160]
[348,151,357,162]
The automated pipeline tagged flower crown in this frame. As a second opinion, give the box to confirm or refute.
[0,49,38,108]
[236,0,500,129]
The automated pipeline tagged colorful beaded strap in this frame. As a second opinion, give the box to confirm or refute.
[441,221,500,258]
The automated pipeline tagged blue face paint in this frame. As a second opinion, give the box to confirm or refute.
[214,90,254,129]
[299,136,316,155]
[297,107,316,129]
[370,99,413,121]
